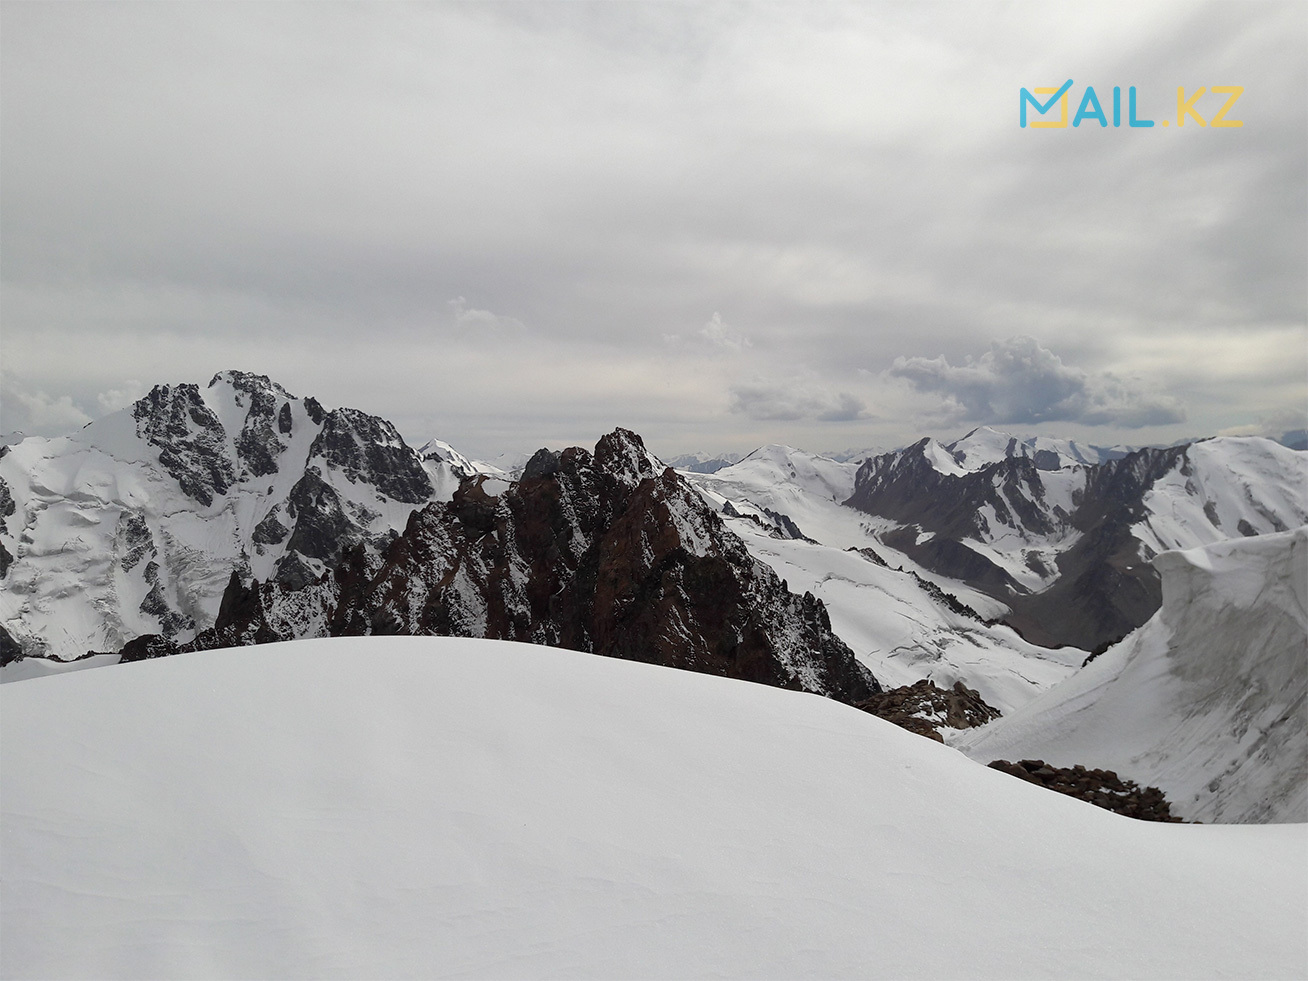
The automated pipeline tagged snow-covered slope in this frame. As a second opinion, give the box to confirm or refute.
[954,528,1308,824]
[684,436,1306,711]
[686,444,869,548]
[3,637,1304,979]
[0,371,453,660]
[1134,437,1308,552]
[735,535,1086,714]
[947,426,1131,471]
[415,437,508,500]
[687,446,1086,712]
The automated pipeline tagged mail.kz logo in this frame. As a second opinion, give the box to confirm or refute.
[1019,80,1243,128]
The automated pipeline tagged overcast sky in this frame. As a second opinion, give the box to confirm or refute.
[2,2,1304,459]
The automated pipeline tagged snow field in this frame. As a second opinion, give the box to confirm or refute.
[3,636,1305,980]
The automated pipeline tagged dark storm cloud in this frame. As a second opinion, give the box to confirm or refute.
[0,2,1302,456]
[890,337,1186,428]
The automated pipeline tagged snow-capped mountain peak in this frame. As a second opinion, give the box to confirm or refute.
[945,426,1131,472]
[0,371,464,660]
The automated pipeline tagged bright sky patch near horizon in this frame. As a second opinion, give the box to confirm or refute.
[2,2,1304,459]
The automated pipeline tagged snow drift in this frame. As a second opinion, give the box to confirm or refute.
[3,637,1305,979]
[955,527,1308,824]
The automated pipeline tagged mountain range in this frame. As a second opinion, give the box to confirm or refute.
[3,369,1305,826]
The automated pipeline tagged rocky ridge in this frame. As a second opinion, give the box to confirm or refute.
[116,429,880,704]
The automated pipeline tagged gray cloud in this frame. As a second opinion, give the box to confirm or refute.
[0,375,91,434]
[729,379,867,423]
[0,3,1301,455]
[699,312,751,353]
[890,337,1185,428]
[448,297,526,334]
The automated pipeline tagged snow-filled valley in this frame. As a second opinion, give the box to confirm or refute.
[684,447,1089,713]
[3,637,1306,980]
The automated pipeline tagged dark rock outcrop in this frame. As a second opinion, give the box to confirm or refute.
[857,679,1001,741]
[132,383,235,507]
[252,507,290,547]
[308,408,432,504]
[0,623,23,665]
[282,470,358,566]
[988,759,1184,822]
[0,475,12,578]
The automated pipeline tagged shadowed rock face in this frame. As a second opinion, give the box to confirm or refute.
[133,383,236,507]
[0,476,13,579]
[843,442,1206,651]
[308,408,432,504]
[119,429,880,705]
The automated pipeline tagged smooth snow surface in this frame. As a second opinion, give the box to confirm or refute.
[3,637,1305,980]
[955,527,1308,824]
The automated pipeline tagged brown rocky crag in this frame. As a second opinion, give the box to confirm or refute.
[988,759,1184,822]
[117,429,880,704]
[856,679,1001,742]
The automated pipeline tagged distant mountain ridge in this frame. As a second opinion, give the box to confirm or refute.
[667,451,743,474]
[844,433,1307,650]
[4,371,1304,711]
[944,426,1133,470]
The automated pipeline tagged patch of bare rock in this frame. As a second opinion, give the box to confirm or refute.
[988,759,1185,822]
[855,678,1001,741]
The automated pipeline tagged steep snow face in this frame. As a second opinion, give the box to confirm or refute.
[3,638,1304,980]
[0,371,441,660]
[954,528,1308,824]
[1133,437,1308,554]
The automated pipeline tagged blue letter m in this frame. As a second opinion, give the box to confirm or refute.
[1019,80,1074,127]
